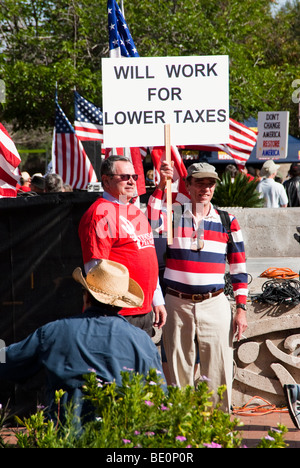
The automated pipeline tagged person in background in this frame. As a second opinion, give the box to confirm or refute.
[238,165,255,181]
[146,169,155,186]
[0,260,166,423]
[224,164,237,182]
[63,184,73,192]
[256,160,288,208]
[18,171,31,192]
[283,163,300,207]
[30,174,45,194]
[45,173,65,192]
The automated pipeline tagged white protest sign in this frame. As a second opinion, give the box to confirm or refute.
[102,55,229,148]
[256,111,289,160]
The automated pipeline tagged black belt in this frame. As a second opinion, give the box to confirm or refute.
[166,287,224,303]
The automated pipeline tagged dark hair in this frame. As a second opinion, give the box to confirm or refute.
[289,163,300,178]
[100,155,131,178]
[224,164,237,178]
[31,175,45,190]
[83,289,99,307]
[84,289,121,315]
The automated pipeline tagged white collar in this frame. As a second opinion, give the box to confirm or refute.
[103,191,130,205]
[183,202,218,220]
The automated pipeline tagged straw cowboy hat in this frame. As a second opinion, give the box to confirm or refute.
[72,259,144,308]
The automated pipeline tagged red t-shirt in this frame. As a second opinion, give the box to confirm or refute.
[78,197,159,316]
[17,185,31,192]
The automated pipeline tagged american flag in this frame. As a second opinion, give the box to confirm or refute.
[220,118,258,166]
[107,0,139,58]
[74,91,103,143]
[107,0,146,196]
[150,145,189,200]
[0,123,21,198]
[178,118,258,167]
[150,119,257,200]
[52,98,97,190]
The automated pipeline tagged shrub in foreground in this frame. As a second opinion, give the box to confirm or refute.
[1,369,288,448]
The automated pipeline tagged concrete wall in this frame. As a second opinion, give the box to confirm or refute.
[228,207,300,278]
[227,207,300,408]
[228,207,300,259]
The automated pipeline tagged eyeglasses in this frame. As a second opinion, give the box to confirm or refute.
[107,174,139,181]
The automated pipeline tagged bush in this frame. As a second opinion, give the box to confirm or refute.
[213,172,264,208]
[2,369,288,448]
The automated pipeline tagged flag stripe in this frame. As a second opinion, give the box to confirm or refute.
[0,128,21,168]
[74,91,104,143]
[72,137,81,188]
[0,123,21,198]
[0,165,19,187]
[229,119,257,143]
[74,122,103,141]
[150,145,189,198]
[178,118,258,166]
[53,100,97,190]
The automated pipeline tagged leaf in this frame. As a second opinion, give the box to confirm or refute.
[213,172,264,208]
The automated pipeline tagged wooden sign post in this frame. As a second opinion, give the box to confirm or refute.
[164,124,173,245]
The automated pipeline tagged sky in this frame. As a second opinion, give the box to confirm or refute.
[272,0,292,11]
[270,0,286,15]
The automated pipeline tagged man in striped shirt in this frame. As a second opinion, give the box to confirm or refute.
[147,161,248,411]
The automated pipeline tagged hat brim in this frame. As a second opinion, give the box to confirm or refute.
[190,172,220,181]
[72,267,144,308]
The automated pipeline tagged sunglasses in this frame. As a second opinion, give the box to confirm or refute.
[108,174,139,181]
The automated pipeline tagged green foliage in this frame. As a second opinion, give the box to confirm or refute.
[0,0,299,135]
[256,424,288,448]
[213,172,264,208]
[0,0,107,129]
[0,401,11,448]
[1,369,288,448]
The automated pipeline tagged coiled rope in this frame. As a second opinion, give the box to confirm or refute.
[260,267,298,279]
[232,396,288,416]
[254,279,300,305]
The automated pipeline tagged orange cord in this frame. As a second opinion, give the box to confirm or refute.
[232,396,288,416]
[259,267,299,279]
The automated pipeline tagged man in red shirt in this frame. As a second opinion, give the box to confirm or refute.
[78,155,166,337]
[17,171,31,193]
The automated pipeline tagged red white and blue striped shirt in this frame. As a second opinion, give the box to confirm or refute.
[147,188,248,305]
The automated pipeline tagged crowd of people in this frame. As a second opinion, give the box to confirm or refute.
[16,159,300,208]
[1,156,300,429]
[17,171,73,195]
[225,160,300,208]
